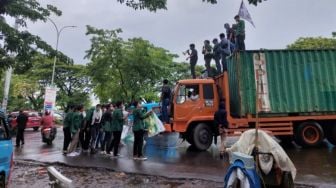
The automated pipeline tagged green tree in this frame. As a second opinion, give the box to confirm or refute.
[6,55,91,111]
[0,0,70,70]
[116,0,264,11]
[86,26,176,103]
[287,34,336,50]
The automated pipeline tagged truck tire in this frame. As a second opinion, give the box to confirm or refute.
[326,126,336,146]
[295,121,324,147]
[192,123,213,151]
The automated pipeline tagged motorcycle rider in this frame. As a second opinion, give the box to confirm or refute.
[41,110,57,144]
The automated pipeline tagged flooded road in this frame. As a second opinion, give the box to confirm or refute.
[12,128,336,187]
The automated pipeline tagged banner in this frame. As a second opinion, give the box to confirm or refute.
[44,86,57,112]
[238,0,256,27]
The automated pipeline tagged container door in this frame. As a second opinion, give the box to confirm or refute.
[202,84,216,116]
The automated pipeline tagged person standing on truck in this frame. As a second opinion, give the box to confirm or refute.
[219,33,231,72]
[212,38,222,73]
[234,15,245,51]
[214,102,228,159]
[63,105,74,154]
[202,40,213,77]
[16,110,28,147]
[132,101,152,161]
[161,79,171,124]
[187,43,198,79]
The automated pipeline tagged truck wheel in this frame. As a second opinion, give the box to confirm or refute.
[295,121,324,147]
[280,172,294,188]
[33,127,39,131]
[192,123,213,151]
[326,126,336,146]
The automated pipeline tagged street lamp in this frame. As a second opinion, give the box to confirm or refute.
[48,18,76,86]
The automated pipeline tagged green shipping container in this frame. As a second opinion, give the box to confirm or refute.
[227,49,336,117]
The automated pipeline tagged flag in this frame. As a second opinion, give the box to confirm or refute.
[238,0,255,27]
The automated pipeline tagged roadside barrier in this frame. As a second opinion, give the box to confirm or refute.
[47,166,73,188]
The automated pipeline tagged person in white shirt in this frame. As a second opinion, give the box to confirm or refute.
[90,104,102,154]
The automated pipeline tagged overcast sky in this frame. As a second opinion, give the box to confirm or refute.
[23,0,336,64]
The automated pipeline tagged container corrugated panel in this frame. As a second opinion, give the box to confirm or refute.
[227,49,336,117]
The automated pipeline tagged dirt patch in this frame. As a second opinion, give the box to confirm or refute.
[11,160,223,188]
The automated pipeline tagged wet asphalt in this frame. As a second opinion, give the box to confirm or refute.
[12,128,336,187]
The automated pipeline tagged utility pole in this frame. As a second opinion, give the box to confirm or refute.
[1,18,19,113]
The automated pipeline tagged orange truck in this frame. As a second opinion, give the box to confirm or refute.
[164,50,336,150]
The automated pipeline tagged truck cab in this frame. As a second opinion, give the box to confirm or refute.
[169,78,220,150]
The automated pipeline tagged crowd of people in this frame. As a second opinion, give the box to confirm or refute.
[184,15,246,78]
[62,101,152,161]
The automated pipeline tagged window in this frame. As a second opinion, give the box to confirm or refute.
[203,84,214,107]
[203,84,214,100]
[176,84,200,104]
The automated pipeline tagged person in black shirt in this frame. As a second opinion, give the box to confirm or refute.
[16,110,28,147]
[214,102,228,158]
[187,44,198,79]
[161,79,171,123]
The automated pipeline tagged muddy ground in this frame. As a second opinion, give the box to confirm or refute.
[11,160,223,188]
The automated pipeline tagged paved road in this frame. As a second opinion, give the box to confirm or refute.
[12,128,336,187]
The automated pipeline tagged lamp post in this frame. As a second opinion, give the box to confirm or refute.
[48,18,76,86]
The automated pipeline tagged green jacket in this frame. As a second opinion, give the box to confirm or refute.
[112,109,123,132]
[133,108,149,132]
[63,111,74,128]
[102,111,113,132]
[71,112,83,134]
[236,19,245,35]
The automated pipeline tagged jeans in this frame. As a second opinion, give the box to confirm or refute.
[16,128,25,146]
[101,131,112,152]
[63,127,72,151]
[133,130,145,157]
[221,54,228,72]
[90,125,100,150]
[95,128,105,149]
[204,57,212,77]
[214,57,221,73]
[107,131,122,155]
[236,34,245,51]
[162,98,170,123]
[190,62,196,79]
[79,128,91,150]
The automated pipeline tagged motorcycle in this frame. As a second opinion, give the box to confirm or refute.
[41,127,57,145]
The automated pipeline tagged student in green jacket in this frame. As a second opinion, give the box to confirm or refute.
[132,101,152,161]
[234,15,245,51]
[107,101,125,157]
[80,107,94,152]
[71,105,84,136]
[101,104,113,154]
[63,104,74,154]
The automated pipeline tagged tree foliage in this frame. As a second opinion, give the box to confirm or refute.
[86,26,183,103]
[4,55,91,111]
[287,35,336,50]
[116,0,264,11]
[0,0,70,70]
